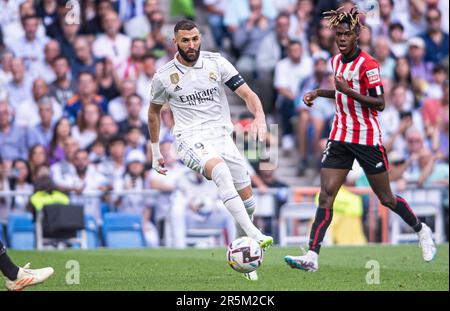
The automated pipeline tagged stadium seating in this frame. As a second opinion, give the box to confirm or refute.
[7,213,35,250]
[85,215,99,249]
[279,202,317,246]
[390,188,445,244]
[102,213,145,248]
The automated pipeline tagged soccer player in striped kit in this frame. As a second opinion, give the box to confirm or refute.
[284,6,436,272]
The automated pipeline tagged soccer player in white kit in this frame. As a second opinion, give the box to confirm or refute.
[148,20,273,281]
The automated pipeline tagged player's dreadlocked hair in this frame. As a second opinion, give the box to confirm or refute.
[323,6,365,33]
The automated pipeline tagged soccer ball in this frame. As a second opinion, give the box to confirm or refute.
[227,237,263,273]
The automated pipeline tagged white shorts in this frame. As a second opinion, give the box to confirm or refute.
[175,134,251,190]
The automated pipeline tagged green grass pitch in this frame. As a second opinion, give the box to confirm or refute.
[7,244,448,291]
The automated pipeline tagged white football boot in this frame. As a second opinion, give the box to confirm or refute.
[284,250,319,272]
[5,263,54,291]
[242,270,258,281]
[417,223,437,262]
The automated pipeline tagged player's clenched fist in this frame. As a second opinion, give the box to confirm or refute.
[303,90,318,107]
[151,142,168,175]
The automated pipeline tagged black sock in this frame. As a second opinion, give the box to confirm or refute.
[308,208,333,254]
[393,195,422,232]
[0,241,19,281]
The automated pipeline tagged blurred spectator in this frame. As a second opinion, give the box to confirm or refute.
[398,0,427,38]
[48,55,77,108]
[65,71,108,124]
[92,10,131,68]
[15,79,62,127]
[72,103,102,150]
[9,159,33,215]
[382,84,425,157]
[232,0,273,86]
[30,39,60,84]
[145,9,171,59]
[125,126,146,157]
[117,38,145,80]
[46,117,72,165]
[223,0,276,34]
[388,22,407,58]
[125,0,160,39]
[0,50,13,92]
[5,57,33,109]
[255,12,290,114]
[296,60,334,175]
[421,7,449,65]
[1,0,46,48]
[115,149,159,247]
[55,17,80,61]
[389,127,437,190]
[71,36,99,79]
[108,78,137,122]
[149,138,187,247]
[95,57,121,101]
[88,139,108,164]
[172,170,236,248]
[68,149,109,222]
[309,17,334,56]
[80,0,115,36]
[365,0,397,40]
[288,0,314,46]
[423,64,448,100]
[98,136,127,190]
[373,37,396,80]
[95,114,119,149]
[422,81,449,136]
[117,0,146,22]
[28,144,48,176]
[0,100,29,163]
[203,0,228,50]
[274,40,313,153]
[49,135,79,193]
[118,94,150,139]
[28,96,57,147]
[137,52,156,110]
[407,37,434,84]
[35,0,59,34]
[8,14,49,69]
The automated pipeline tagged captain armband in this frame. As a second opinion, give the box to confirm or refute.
[225,74,245,92]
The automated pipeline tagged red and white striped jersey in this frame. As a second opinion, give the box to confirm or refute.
[329,49,384,146]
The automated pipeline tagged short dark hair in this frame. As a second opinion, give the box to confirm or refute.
[77,71,95,81]
[52,55,70,66]
[174,20,198,34]
[288,40,302,48]
[142,52,156,61]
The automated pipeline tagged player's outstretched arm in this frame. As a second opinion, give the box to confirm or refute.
[148,103,167,175]
[235,83,267,142]
[303,89,335,107]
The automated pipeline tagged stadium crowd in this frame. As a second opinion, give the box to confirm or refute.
[0,0,448,248]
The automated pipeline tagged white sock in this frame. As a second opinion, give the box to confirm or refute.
[235,196,257,238]
[212,163,261,239]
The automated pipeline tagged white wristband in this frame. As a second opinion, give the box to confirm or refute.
[151,142,162,159]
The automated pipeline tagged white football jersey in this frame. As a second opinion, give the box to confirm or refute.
[150,51,242,137]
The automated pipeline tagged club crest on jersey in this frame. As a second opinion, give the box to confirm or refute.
[366,68,380,84]
[208,71,217,82]
[170,73,180,84]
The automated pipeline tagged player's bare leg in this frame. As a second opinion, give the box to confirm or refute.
[285,168,349,271]
[366,171,436,261]
[204,158,272,252]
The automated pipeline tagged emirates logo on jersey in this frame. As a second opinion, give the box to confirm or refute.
[179,87,219,106]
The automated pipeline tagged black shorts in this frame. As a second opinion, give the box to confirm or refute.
[320,140,389,175]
